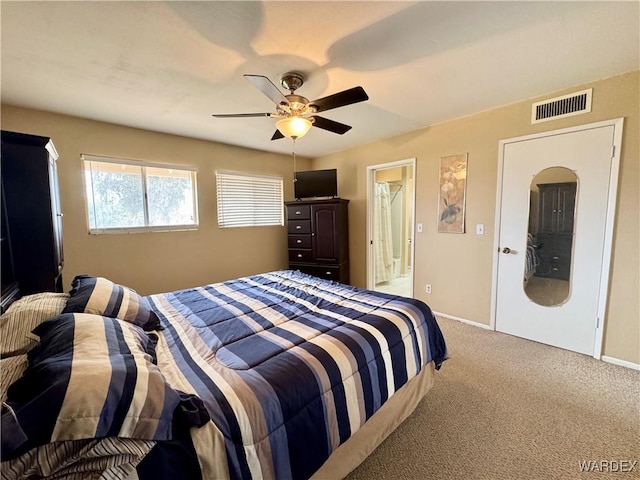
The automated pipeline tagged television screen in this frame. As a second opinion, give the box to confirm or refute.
[294,169,338,199]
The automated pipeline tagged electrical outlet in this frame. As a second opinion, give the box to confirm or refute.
[425,284,432,294]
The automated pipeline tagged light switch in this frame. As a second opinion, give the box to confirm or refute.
[476,224,484,235]
[417,223,423,233]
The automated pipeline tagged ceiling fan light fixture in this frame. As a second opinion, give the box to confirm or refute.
[276,116,312,139]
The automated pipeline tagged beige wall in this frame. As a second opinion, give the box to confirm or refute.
[2,71,637,364]
[1,105,311,295]
[311,71,639,364]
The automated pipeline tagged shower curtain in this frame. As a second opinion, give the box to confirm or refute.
[375,182,394,283]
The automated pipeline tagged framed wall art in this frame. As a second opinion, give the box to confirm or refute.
[438,153,468,233]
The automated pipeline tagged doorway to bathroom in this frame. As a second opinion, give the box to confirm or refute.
[366,158,416,297]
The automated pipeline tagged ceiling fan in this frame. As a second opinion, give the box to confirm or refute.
[212,72,369,140]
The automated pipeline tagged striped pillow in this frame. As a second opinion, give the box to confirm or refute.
[0,292,69,357]
[2,314,184,461]
[1,437,155,480]
[1,355,27,403]
[63,275,161,331]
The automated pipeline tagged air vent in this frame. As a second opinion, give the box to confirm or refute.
[531,88,592,124]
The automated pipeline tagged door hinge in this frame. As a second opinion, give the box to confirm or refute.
[611,145,615,158]
[596,317,600,328]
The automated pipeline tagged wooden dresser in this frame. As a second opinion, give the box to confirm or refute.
[535,182,576,280]
[1,131,64,303]
[285,198,349,284]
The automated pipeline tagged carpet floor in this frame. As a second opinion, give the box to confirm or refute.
[345,317,640,479]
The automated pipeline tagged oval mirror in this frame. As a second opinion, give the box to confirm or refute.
[524,167,577,306]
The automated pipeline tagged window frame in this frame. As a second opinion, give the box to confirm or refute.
[81,154,199,234]
[215,170,284,228]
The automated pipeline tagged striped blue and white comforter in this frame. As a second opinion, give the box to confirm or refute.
[144,270,447,479]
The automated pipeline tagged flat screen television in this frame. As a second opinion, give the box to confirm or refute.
[294,169,338,199]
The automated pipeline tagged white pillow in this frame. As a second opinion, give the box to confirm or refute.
[0,293,69,357]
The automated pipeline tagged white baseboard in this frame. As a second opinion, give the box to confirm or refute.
[601,355,640,371]
[433,311,493,330]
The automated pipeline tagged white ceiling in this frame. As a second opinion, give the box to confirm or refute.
[2,1,638,158]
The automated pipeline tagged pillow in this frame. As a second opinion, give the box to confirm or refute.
[0,292,69,357]
[1,355,28,403]
[1,437,155,480]
[1,313,206,461]
[63,275,161,331]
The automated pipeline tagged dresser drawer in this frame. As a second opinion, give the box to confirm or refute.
[289,249,313,262]
[549,263,571,280]
[307,265,341,281]
[287,204,311,220]
[291,263,349,284]
[288,235,312,249]
[288,220,311,234]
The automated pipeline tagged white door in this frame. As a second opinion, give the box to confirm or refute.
[495,121,622,356]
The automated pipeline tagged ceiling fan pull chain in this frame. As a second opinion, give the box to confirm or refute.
[292,138,297,182]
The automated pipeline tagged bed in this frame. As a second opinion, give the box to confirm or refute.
[524,233,540,283]
[1,270,447,479]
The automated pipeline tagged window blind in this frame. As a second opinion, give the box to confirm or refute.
[216,171,284,228]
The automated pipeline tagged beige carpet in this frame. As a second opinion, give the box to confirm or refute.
[525,276,570,306]
[345,317,640,480]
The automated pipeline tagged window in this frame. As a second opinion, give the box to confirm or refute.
[216,171,283,228]
[82,154,198,234]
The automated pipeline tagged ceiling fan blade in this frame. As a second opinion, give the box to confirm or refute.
[212,113,272,118]
[271,130,285,141]
[309,86,368,113]
[244,74,289,106]
[311,116,352,135]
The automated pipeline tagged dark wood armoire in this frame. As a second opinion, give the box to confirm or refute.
[1,131,64,308]
[535,182,576,280]
[285,198,349,284]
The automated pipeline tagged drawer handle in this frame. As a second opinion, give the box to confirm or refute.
[296,225,302,230]
[297,254,303,258]
[295,211,302,215]
[296,240,302,244]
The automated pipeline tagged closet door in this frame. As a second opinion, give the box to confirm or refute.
[495,120,620,356]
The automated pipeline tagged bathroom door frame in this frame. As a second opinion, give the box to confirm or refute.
[366,158,416,296]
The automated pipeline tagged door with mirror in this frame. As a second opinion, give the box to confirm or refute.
[495,122,620,356]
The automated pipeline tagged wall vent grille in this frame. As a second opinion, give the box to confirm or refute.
[531,88,592,124]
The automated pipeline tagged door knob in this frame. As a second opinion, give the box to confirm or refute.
[502,247,512,254]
